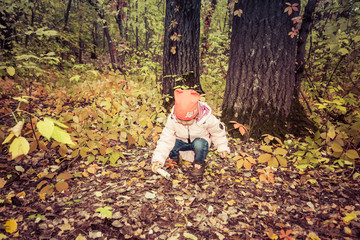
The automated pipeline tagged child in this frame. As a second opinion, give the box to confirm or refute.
[151,89,230,177]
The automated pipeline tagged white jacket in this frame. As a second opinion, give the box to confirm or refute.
[152,101,230,167]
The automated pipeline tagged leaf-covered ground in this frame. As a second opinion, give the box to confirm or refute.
[1,74,360,239]
[1,141,360,239]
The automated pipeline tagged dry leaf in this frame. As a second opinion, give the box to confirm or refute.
[9,121,24,137]
[55,181,69,192]
[0,178,6,188]
[5,219,17,233]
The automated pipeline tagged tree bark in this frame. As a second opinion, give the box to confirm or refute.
[221,0,298,139]
[64,0,72,30]
[162,0,203,108]
[287,0,319,136]
[86,0,122,72]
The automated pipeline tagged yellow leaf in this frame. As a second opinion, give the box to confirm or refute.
[170,46,176,54]
[9,136,30,159]
[7,66,15,76]
[328,127,336,139]
[5,219,17,233]
[236,159,244,169]
[345,150,359,159]
[260,145,273,153]
[16,191,26,198]
[258,153,272,163]
[37,119,54,139]
[331,142,343,153]
[82,171,89,177]
[274,147,287,155]
[2,132,15,144]
[344,226,352,234]
[75,233,87,240]
[39,193,46,200]
[276,155,288,167]
[0,233,8,239]
[227,200,236,206]
[343,211,357,223]
[268,157,279,168]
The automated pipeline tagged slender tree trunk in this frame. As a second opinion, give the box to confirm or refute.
[115,1,124,39]
[144,6,149,51]
[222,0,299,139]
[135,0,139,48]
[287,0,319,135]
[64,0,72,30]
[91,21,98,59]
[104,23,119,70]
[162,0,203,108]
[86,0,122,71]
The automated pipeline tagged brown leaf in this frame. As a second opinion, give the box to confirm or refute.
[55,181,69,192]
[57,172,73,180]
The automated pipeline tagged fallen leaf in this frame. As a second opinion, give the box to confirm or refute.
[343,211,357,223]
[75,233,87,240]
[0,233,8,239]
[55,181,69,192]
[57,172,73,180]
[5,219,17,233]
[145,192,156,199]
[183,232,198,240]
[0,178,7,188]
[9,121,24,137]
[95,206,113,218]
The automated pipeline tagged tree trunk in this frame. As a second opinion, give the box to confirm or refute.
[221,0,298,139]
[162,0,203,108]
[86,0,122,72]
[287,0,319,136]
[115,3,124,39]
[135,0,139,48]
[91,21,98,59]
[64,0,72,30]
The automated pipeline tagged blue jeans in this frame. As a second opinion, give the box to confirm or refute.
[169,138,209,163]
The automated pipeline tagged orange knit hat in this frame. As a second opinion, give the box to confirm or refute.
[174,89,201,120]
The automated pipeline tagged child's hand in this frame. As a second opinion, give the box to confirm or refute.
[219,151,228,158]
[151,162,161,173]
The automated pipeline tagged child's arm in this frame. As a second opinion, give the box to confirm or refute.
[206,115,230,155]
[151,115,176,169]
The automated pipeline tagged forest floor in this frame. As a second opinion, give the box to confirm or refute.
[1,141,360,240]
[1,75,360,240]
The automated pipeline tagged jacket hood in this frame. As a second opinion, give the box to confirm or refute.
[170,101,212,125]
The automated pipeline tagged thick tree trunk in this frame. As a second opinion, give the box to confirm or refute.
[222,0,298,139]
[163,0,203,108]
[287,0,319,136]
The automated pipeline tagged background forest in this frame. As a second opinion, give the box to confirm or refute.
[0,0,360,239]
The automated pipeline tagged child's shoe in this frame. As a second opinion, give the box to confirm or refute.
[190,161,206,177]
